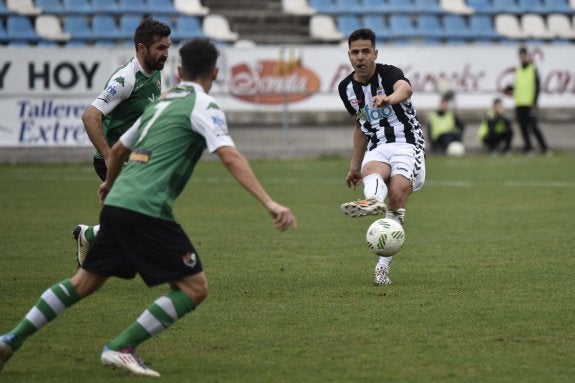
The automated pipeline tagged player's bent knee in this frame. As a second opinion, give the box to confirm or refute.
[175,273,209,305]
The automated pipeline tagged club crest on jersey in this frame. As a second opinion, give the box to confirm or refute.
[376,87,384,95]
[128,149,151,164]
[182,252,198,268]
[360,104,393,122]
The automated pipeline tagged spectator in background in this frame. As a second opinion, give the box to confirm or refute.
[477,98,513,155]
[426,95,465,155]
[511,46,551,156]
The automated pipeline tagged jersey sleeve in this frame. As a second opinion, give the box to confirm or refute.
[190,95,235,153]
[90,66,136,116]
[119,117,141,150]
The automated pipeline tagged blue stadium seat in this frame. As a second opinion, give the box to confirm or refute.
[387,0,415,13]
[416,14,444,38]
[309,0,338,14]
[333,0,361,14]
[93,0,120,14]
[92,15,120,40]
[388,15,417,38]
[469,14,499,40]
[360,0,387,12]
[36,0,66,14]
[492,0,522,14]
[543,0,572,13]
[119,15,142,40]
[443,14,471,39]
[0,19,7,42]
[118,0,149,15]
[414,0,442,14]
[517,0,548,13]
[7,15,39,42]
[467,0,496,14]
[62,0,92,15]
[362,15,389,37]
[337,15,362,36]
[0,0,9,16]
[148,0,179,15]
[63,15,92,41]
[171,15,204,42]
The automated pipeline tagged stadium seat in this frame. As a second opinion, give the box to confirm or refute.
[362,15,389,37]
[495,13,526,39]
[119,15,142,40]
[6,0,40,15]
[333,0,361,14]
[443,14,471,39]
[360,0,387,13]
[171,15,204,42]
[492,0,522,14]
[0,0,9,16]
[414,0,442,14]
[35,14,71,41]
[337,15,362,36]
[469,14,499,40]
[387,0,414,13]
[309,14,344,41]
[517,0,548,13]
[415,14,445,38]
[92,15,120,40]
[0,18,7,42]
[439,0,475,15]
[282,0,316,15]
[92,0,120,14]
[63,15,92,41]
[7,15,39,42]
[203,14,239,42]
[309,0,338,14]
[467,0,495,14]
[388,15,417,38]
[148,0,179,15]
[62,0,91,15]
[521,13,554,39]
[36,0,66,14]
[547,13,575,38]
[118,0,148,15]
[174,0,209,16]
[544,0,572,13]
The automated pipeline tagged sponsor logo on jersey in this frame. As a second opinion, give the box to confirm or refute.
[128,149,151,164]
[207,102,220,110]
[182,252,198,268]
[211,115,225,128]
[360,104,394,123]
[114,76,125,87]
[105,85,117,96]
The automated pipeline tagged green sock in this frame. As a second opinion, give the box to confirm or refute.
[85,226,96,242]
[108,290,196,351]
[8,279,80,351]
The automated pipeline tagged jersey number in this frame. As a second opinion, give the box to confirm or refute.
[135,101,170,145]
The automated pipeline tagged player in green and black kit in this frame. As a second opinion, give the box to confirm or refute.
[0,38,297,377]
[73,18,171,266]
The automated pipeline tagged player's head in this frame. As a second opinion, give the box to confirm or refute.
[134,17,172,72]
[347,28,378,82]
[179,38,220,88]
[518,46,530,65]
[493,98,504,114]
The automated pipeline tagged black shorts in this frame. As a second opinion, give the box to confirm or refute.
[82,205,203,287]
[93,157,107,181]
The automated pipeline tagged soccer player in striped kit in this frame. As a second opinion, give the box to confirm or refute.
[338,28,426,285]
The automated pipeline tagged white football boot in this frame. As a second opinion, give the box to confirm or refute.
[101,346,160,377]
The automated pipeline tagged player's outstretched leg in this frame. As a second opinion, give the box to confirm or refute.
[340,196,387,218]
[101,346,160,377]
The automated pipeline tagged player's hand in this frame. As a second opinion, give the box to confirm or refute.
[98,182,111,204]
[345,170,362,189]
[267,201,298,231]
[373,94,391,107]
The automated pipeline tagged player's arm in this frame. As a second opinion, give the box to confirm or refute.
[82,106,110,161]
[216,145,297,231]
[346,116,367,189]
[373,79,413,107]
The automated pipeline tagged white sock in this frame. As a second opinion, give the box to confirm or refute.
[362,174,387,202]
[376,256,392,269]
[93,224,100,237]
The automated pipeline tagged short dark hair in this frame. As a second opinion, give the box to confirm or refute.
[134,17,171,49]
[179,38,219,80]
[348,28,376,48]
[518,46,528,55]
[493,97,502,105]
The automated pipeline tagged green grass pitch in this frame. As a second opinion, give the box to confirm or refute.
[1,153,574,382]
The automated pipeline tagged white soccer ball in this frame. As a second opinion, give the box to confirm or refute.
[366,218,405,257]
[446,141,466,157]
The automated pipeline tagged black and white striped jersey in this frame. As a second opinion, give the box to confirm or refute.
[338,63,425,151]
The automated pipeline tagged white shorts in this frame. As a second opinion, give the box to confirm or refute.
[362,143,426,191]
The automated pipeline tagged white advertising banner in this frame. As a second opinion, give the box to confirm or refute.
[0,45,573,146]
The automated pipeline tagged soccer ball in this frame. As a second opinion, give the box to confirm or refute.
[366,218,405,256]
[446,141,466,157]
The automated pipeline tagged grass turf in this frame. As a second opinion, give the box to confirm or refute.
[0,153,574,382]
